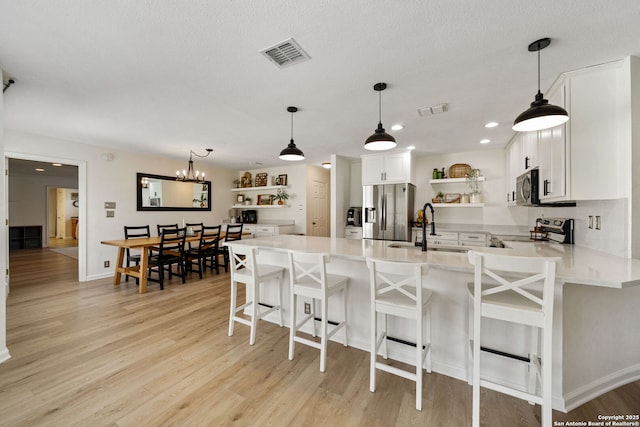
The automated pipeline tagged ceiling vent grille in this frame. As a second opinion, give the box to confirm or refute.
[260,38,311,68]
[417,103,448,117]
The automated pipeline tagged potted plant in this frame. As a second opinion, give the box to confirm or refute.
[244,196,252,205]
[466,168,483,203]
[193,194,207,207]
[433,191,445,203]
[274,189,289,205]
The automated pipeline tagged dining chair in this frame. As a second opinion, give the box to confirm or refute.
[366,257,432,411]
[185,222,204,251]
[219,223,243,273]
[467,251,560,427]
[123,225,151,283]
[185,225,221,278]
[147,227,187,290]
[288,250,348,373]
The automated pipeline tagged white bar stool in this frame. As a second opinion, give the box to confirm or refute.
[228,244,284,345]
[287,251,348,373]
[467,251,560,427]
[366,258,432,411]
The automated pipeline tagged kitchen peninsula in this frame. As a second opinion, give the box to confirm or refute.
[226,235,640,413]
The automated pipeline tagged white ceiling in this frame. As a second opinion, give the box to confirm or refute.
[2,1,640,170]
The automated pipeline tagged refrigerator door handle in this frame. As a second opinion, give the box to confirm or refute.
[381,194,386,231]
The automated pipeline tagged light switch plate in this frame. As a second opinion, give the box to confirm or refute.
[104,202,116,209]
[106,210,115,218]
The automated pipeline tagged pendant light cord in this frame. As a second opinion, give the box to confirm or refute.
[378,89,382,125]
[290,110,294,141]
[537,42,541,95]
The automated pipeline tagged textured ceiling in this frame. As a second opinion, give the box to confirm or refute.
[2,1,640,170]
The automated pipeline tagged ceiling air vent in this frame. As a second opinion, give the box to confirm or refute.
[260,38,311,68]
[417,103,448,117]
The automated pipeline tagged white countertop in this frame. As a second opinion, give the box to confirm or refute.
[228,235,640,289]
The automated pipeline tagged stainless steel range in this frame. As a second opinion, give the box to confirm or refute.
[536,217,574,244]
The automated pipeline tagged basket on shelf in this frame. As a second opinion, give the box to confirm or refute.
[448,163,472,178]
[444,193,461,203]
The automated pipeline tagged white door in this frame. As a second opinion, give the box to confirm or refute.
[309,180,328,237]
[56,189,66,239]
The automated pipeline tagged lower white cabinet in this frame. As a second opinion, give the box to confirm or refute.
[344,227,362,240]
[413,229,489,247]
[240,224,294,238]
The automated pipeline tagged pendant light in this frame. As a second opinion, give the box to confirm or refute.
[513,38,569,132]
[279,106,305,161]
[365,82,397,151]
[176,148,213,182]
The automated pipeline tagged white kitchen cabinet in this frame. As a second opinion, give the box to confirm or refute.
[537,82,568,202]
[567,61,627,200]
[361,152,413,185]
[459,232,489,247]
[344,227,362,240]
[237,223,294,238]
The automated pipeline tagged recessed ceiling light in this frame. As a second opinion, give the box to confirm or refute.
[484,121,499,128]
[406,145,416,150]
[480,139,491,144]
[391,124,404,131]
[52,163,63,167]
[35,168,45,172]
[321,162,331,169]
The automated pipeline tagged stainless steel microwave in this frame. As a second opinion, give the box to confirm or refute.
[516,169,539,206]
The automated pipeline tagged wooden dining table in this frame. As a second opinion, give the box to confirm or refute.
[101,231,244,293]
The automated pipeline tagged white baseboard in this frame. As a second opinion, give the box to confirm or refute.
[85,272,115,281]
[563,363,640,412]
[0,347,11,364]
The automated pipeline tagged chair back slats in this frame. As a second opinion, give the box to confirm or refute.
[159,227,186,256]
[225,224,244,242]
[468,251,559,313]
[289,251,328,287]
[199,225,221,252]
[228,244,258,281]
[157,223,178,237]
[186,222,203,233]
[124,225,151,239]
[367,258,427,309]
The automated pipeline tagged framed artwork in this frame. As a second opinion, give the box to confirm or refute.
[255,172,268,186]
[257,194,273,205]
[236,194,245,203]
[278,174,288,186]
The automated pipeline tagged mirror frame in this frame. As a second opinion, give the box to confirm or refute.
[136,172,212,212]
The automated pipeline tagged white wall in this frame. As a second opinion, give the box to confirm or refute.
[4,129,237,281]
[413,149,528,226]
[331,155,353,237]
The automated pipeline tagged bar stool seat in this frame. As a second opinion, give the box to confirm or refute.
[366,258,432,411]
[287,251,348,373]
[467,251,560,427]
[228,244,284,345]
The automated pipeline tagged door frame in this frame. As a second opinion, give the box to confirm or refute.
[5,152,87,282]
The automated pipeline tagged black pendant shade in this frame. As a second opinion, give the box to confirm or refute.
[279,106,305,161]
[365,83,397,151]
[513,38,569,132]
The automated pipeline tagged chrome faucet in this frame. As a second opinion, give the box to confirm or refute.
[421,202,436,252]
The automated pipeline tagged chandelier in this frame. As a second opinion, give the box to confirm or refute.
[176,148,213,183]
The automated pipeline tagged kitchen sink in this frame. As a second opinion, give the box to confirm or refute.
[387,243,469,253]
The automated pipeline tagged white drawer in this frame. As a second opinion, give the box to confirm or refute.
[460,241,486,247]
[242,225,256,233]
[344,227,362,239]
[432,231,459,241]
[459,232,488,243]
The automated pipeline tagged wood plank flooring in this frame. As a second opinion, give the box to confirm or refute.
[1,248,638,426]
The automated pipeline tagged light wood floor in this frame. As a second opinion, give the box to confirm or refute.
[1,248,638,426]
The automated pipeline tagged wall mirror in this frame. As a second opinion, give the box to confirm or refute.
[136,172,212,211]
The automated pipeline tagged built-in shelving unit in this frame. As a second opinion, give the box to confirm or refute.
[231,185,289,209]
[429,177,485,184]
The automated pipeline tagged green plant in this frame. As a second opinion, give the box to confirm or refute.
[466,168,483,193]
[193,194,207,205]
[274,189,289,201]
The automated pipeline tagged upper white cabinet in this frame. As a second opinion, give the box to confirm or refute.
[567,61,628,200]
[361,152,413,185]
[505,57,636,204]
[537,82,567,202]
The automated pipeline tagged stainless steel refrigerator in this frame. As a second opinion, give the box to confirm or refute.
[363,183,415,241]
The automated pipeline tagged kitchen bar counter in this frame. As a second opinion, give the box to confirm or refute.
[230,234,640,288]
[226,235,640,412]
